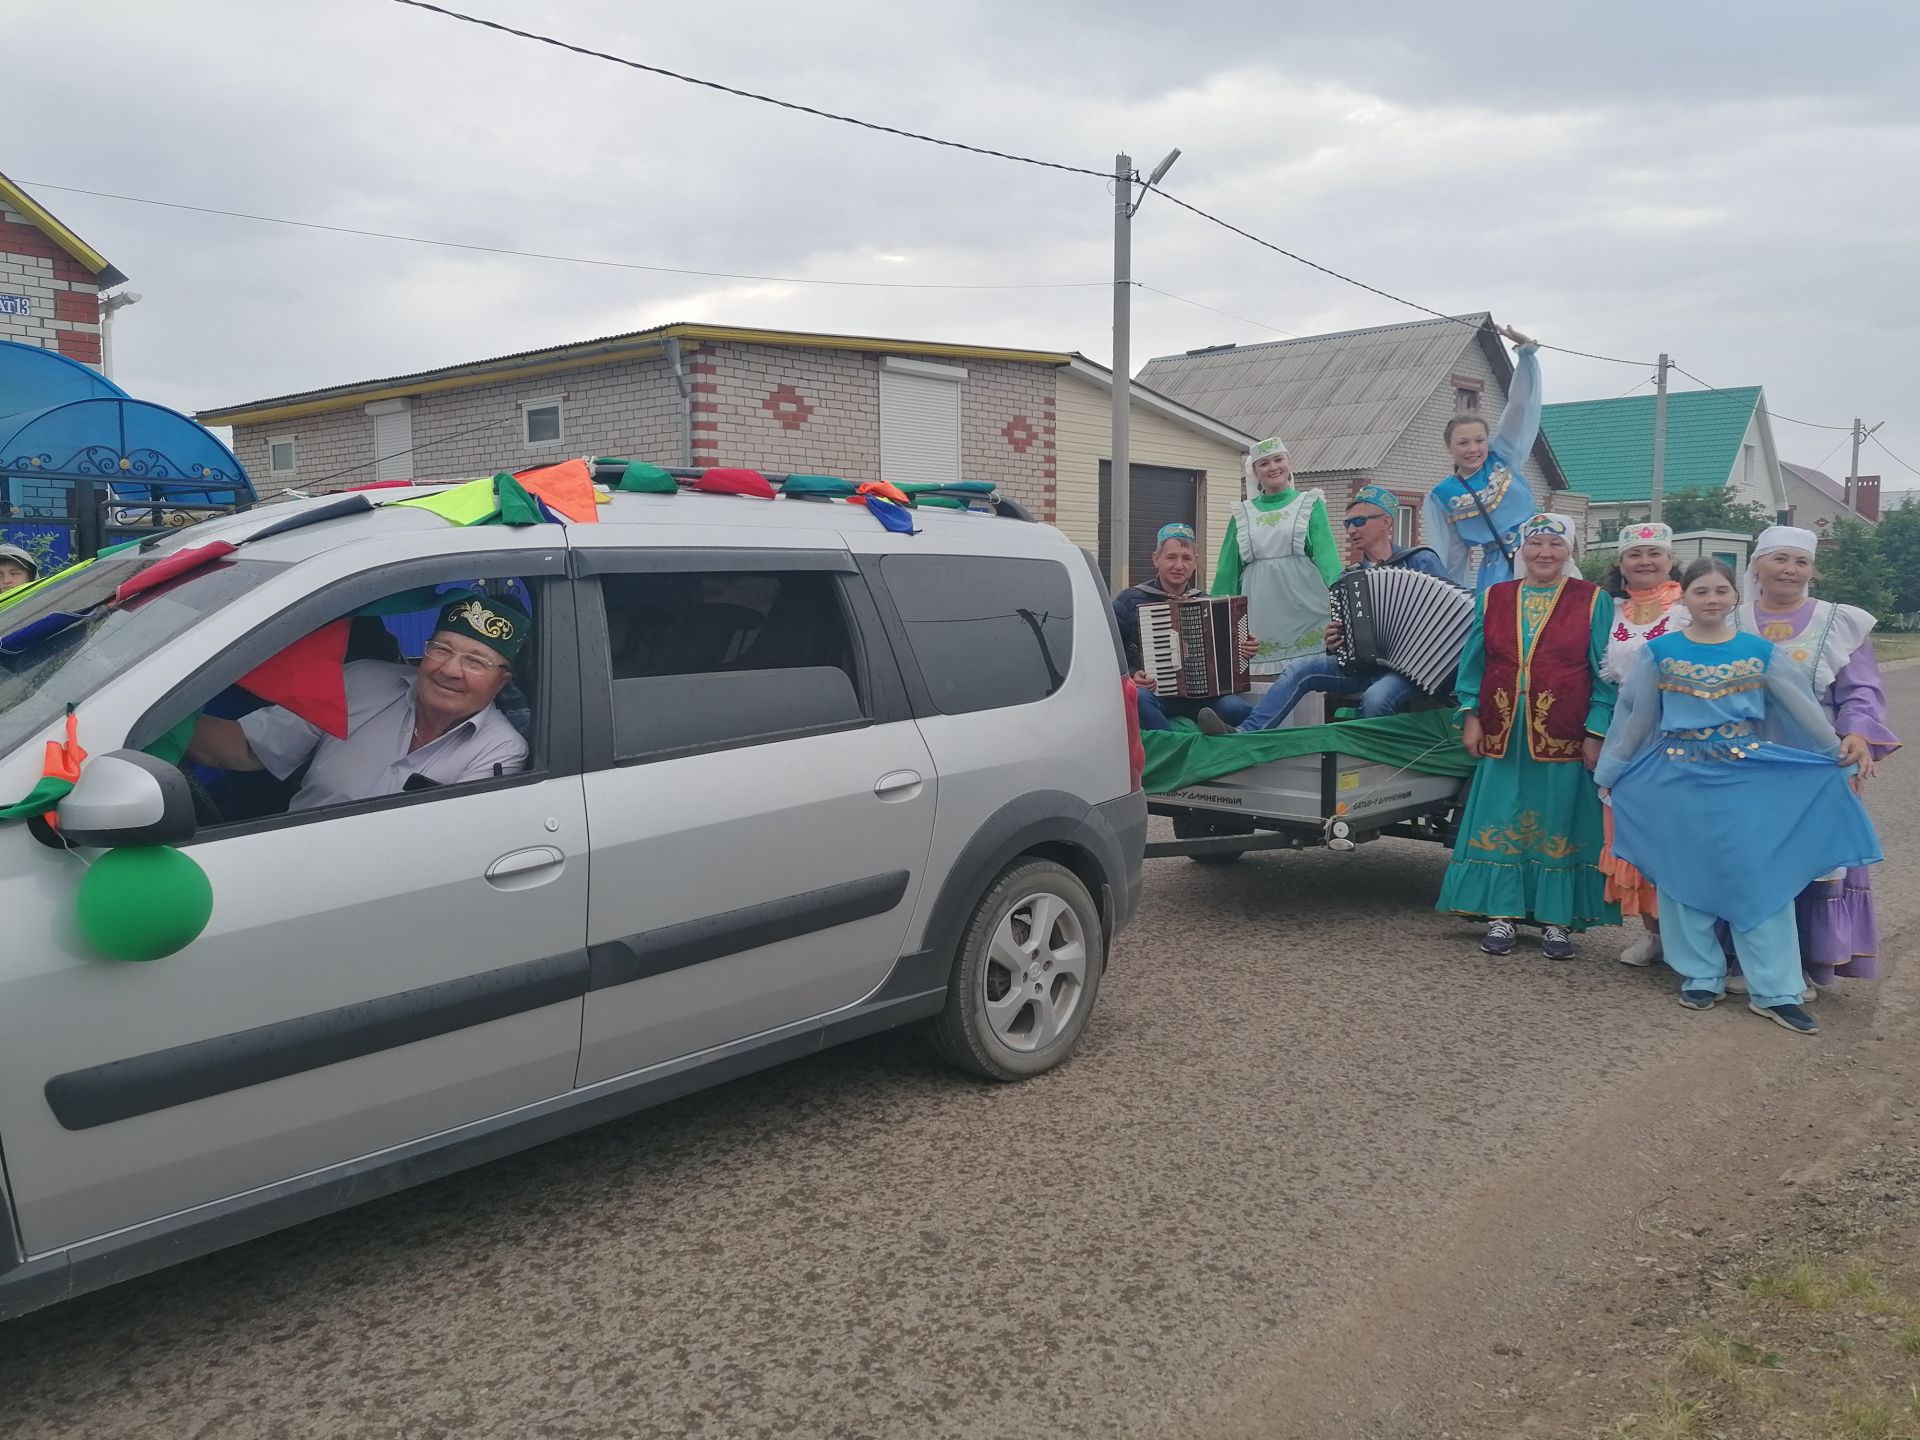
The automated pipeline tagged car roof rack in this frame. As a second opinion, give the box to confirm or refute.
[588,460,1035,523]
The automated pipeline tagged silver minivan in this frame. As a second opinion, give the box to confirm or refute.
[0,482,1144,1319]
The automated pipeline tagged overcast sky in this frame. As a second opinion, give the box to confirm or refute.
[12,0,1919,483]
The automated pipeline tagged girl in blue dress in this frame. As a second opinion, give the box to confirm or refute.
[1594,559,1881,1035]
[1418,325,1543,591]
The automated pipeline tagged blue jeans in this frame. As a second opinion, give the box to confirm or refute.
[1138,689,1253,732]
[1238,654,1418,732]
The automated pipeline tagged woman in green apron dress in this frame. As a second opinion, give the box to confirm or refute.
[1212,436,1343,679]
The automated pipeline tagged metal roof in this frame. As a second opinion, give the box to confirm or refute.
[1539,388,1761,503]
[1137,313,1535,477]
[0,173,126,287]
[198,323,1074,428]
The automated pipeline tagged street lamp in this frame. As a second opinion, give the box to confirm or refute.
[1110,147,1181,589]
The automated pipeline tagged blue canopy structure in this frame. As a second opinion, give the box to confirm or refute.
[0,340,254,566]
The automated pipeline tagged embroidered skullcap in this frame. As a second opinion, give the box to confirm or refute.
[1349,484,1399,516]
[1519,513,1577,544]
[1615,520,1674,552]
[435,592,531,662]
[1250,436,1289,460]
[1155,521,1197,548]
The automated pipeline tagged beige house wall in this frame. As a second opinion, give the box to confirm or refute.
[1054,370,1247,570]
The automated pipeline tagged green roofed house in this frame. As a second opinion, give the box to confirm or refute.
[1539,385,1788,547]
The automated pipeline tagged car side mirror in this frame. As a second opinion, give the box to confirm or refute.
[55,750,198,847]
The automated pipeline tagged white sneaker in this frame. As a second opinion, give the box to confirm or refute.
[1726,975,1749,995]
[1801,985,1819,1004]
[1618,932,1661,967]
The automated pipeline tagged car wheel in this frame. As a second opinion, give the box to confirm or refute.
[930,857,1104,1081]
[1172,815,1247,865]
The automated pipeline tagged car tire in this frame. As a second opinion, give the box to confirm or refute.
[1172,815,1247,865]
[930,857,1104,1082]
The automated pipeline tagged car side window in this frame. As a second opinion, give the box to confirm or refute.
[600,569,867,760]
[879,553,1074,714]
[155,577,544,831]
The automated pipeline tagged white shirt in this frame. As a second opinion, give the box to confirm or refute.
[239,660,528,811]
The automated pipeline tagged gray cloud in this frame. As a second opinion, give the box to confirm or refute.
[14,0,1918,483]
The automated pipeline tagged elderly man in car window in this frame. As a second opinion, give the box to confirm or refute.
[187,593,531,811]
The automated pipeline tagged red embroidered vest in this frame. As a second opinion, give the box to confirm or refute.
[1479,579,1599,762]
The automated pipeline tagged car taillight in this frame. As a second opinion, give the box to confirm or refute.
[1120,675,1145,792]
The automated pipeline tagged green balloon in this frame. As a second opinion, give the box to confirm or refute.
[76,846,214,962]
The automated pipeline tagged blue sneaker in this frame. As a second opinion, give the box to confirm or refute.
[1481,919,1517,955]
[1750,1002,1819,1035]
[1541,926,1576,960]
[1678,989,1721,1010]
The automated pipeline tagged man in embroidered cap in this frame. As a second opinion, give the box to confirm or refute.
[188,590,531,811]
[1113,521,1259,730]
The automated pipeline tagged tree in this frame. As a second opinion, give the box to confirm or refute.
[1815,518,1893,617]
[1577,549,1615,583]
[1660,484,1776,536]
[1872,495,1920,614]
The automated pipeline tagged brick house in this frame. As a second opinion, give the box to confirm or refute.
[200,325,1077,524]
[1138,313,1576,543]
[0,172,126,369]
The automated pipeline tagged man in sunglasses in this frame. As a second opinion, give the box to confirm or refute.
[1198,486,1448,733]
[187,592,531,811]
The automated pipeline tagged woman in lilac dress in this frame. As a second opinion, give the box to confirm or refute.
[1737,526,1899,988]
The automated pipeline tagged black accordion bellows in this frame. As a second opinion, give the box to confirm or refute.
[1328,567,1474,695]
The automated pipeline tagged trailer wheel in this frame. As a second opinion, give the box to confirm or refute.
[1172,816,1249,865]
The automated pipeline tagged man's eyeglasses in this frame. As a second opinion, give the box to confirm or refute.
[422,640,508,676]
[1342,514,1384,529]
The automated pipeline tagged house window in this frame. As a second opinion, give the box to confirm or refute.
[878,355,964,484]
[268,436,297,475]
[1394,501,1415,547]
[1451,375,1483,413]
[521,397,564,446]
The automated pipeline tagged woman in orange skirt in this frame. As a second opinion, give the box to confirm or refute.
[1595,522,1688,966]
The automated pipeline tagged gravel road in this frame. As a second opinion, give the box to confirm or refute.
[6,670,1915,1440]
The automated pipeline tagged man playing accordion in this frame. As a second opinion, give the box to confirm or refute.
[1114,522,1261,731]
[1198,485,1449,734]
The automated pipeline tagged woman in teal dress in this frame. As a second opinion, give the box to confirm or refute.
[1437,513,1618,959]
[1595,558,1880,1035]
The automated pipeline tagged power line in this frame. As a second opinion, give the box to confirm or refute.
[20,181,1108,293]
[1869,433,1920,480]
[1148,188,1658,367]
[1615,374,1657,399]
[1134,283,1297,338]
[1668,363,1854,432]
[291,413,518,492]
[384,0,1110,179]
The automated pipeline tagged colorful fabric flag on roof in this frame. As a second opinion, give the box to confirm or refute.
[392,476,500,525]
[512,458,600,523]
[114,541,238,605]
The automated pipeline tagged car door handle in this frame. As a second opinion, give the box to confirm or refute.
[873,770,924,800]
[485,846,565,890]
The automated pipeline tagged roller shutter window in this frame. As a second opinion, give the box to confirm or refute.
[879,357,964,486]
[370,405,415,482]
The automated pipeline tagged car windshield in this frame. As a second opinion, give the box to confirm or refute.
[0,556,280,758]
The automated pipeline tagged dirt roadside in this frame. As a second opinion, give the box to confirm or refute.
[1183,923,1920,1440]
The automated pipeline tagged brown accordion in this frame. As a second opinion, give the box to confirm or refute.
[1137,595,1251,697]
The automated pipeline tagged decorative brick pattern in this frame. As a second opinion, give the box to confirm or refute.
[760,384,815,431]
[1000,416,1038,454]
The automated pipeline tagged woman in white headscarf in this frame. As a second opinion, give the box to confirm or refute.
[1437,513,1618,960]
[1734,525,1899,989]
[1211,436,1341,679]
[1594,521,1690,967]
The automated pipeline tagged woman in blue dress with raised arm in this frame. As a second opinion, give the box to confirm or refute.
[1420,325,1544,592]
[1594,559,1881,1036]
